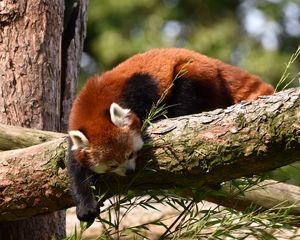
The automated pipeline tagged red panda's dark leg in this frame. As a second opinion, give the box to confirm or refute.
[164,76,234,117]
[164,61,234,117]
[67,139,100,222]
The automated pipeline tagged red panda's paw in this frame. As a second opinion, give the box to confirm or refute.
[76,200,100,222]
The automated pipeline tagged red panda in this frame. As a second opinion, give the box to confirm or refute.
[68,48,274,221]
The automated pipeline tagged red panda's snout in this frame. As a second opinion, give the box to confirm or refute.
[69,102,144,176]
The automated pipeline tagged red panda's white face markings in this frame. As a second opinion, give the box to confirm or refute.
[69,103,144,176]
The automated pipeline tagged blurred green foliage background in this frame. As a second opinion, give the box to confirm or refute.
[80,0,300,185]
[81,0,300,90]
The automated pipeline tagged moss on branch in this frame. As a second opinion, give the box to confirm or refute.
[0,87,299,221]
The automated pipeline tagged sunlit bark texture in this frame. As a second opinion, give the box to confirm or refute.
[0,87,299,222]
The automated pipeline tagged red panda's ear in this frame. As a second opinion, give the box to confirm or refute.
[69,130,89,150]
[110,102,131,127]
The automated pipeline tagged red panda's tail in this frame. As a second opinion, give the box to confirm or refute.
[218,62,274,103]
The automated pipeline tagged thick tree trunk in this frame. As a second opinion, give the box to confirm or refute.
[0,87,299,221]
[60,0,88,132]
[0,0,87,239]
[0,0,63,130]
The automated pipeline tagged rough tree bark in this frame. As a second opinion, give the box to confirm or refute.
[0,87,299,222]
[0,0,87,239]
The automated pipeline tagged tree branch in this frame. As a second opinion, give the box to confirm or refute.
[207,179,300,216]
[0,87,299,221]
[0,124,65,151]
[0,138,72,221]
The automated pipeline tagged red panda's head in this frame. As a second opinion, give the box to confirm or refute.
[69,102,144,176]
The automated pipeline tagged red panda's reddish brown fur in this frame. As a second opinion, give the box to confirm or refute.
[69,48,273,131]
[68,48,274,222]
[69,48,274,170]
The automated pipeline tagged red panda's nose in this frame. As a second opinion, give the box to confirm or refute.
[110,165,118,170]
[125,168,135,176]
[106,165,118,172]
